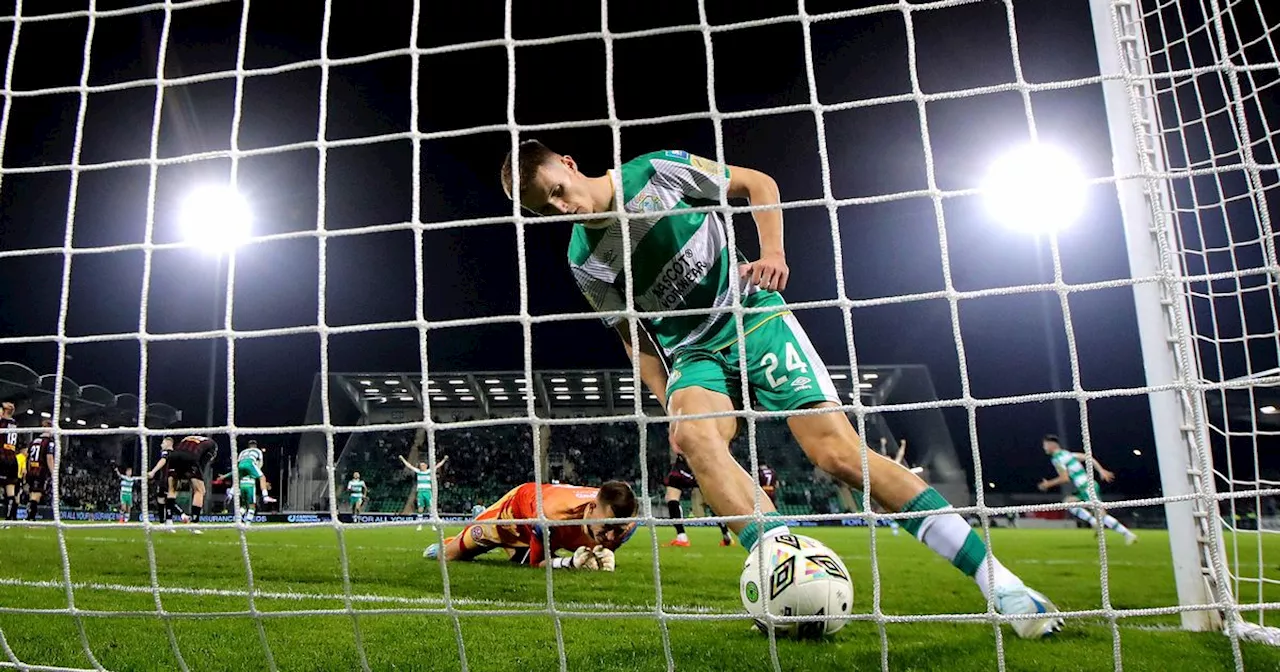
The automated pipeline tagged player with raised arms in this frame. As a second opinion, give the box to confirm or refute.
[23,420,55,522]
[424,481,637,571]
[346,472,369,513]
[115,466,142,523]
[501,141,1063,638]
[1036,434,1137,544]
[148,435,217,533]
[398,453,448,531]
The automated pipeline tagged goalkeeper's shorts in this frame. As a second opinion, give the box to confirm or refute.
[666,312,840,412]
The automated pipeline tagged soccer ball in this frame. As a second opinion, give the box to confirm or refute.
[740,534,853,639]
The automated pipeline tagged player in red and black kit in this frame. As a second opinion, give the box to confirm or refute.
[664,448,732,547]
[148,435,217,532]
[0,401,20,522]
[24,420,55,521]
[758,463,778,505]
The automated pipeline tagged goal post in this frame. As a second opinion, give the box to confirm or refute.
[1089,0,1280,640]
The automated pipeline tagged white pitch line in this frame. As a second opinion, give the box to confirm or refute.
[0,576,720,615]
[13,533,425,554]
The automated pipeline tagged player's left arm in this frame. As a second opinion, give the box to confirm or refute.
[726,165,787,292]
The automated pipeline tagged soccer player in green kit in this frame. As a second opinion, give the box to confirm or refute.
[1037,434,1137,544]
[502,141,1064,639]
[218,440,276,524]
[399,454,448,531]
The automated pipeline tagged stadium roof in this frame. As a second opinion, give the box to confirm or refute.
[329,366,897,417]
[0,361,182,429]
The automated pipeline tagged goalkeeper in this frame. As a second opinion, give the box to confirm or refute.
[424,481,637,571]
[501,141,1063,638]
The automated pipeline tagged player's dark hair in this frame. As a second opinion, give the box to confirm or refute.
[1042,434,1062,447]
[500,139,559,201]
[597,480,637,518]
[248,440,257,447]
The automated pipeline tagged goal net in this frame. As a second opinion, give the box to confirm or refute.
[1094,0,1280,647]
[0,0,1277,671]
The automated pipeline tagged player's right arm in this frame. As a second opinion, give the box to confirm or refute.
[1037,467,1070,491]
[616,321,669,409]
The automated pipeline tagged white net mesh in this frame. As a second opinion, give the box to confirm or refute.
[0,0,1277,670]
[1130,0,1280,646]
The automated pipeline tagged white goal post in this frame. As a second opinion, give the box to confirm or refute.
[1090,0,1280,643]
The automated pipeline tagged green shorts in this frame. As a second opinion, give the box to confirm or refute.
[238,460,263,480]
[667,312,840,411]
[120,493,133,507]
[240,482,257,501]
[350,495,364,506]
[416,491,432,510]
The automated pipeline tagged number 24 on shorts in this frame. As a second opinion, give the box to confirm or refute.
[761,342,809,389]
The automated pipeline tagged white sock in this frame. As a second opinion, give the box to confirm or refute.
[974,553,1020,601]
[1069,507,1097,526]
[676,533,688,542]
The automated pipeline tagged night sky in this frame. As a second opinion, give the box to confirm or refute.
[0,0,1169,494]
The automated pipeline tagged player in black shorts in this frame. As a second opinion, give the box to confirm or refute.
[0,401,21,522]
[23,420,55,521]
[664,448,732,547]
[148,435,217,533]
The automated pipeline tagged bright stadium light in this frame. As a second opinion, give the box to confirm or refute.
[982,143,1087,234]
[180,184,253,253]
[1260,405,1278,415]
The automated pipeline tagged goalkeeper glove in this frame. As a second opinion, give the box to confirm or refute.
[551,546,602,570]
[592,545,615,572]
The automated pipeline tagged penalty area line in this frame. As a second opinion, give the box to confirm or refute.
[0,576,719,615]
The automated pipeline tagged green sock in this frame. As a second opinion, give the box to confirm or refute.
[899,487,986,577]
[737,512,788,552]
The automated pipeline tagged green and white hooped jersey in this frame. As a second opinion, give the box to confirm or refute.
[1050,449,1096,499]
[348,479,366,498]
[412,467,433,492]
[119,475,139,498]
[568,150,786,357]
[238,447,263,467]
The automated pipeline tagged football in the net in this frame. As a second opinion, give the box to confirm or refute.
[739,534,853,638]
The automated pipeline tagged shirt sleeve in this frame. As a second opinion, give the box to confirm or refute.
[649,150,731,203]
[571,267,626,328]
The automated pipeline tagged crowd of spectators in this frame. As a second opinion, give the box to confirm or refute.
[321,415,854,515]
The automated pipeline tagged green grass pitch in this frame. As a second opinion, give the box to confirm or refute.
[1,524,1278,671]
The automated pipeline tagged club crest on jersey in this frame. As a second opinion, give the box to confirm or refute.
[636,192,663,213]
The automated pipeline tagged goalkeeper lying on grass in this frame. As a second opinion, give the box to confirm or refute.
[425,481,637,570]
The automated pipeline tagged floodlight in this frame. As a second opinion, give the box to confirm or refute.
[1261,405,1278,415]
[982,144,1087,234]
[180,185,253,253]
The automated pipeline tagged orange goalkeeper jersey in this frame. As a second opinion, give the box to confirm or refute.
[474,483,629,566]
